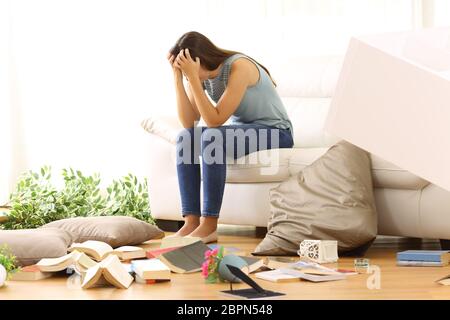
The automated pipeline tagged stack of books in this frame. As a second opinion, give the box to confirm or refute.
[131,259,171,284]
[397,250,450,267]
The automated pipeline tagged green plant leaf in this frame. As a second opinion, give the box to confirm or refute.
[5,167,154,230]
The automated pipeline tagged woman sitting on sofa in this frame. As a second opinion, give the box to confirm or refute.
[167,31,293,243]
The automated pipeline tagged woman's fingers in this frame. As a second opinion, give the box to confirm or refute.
[185,48,194,62]
[170,57,180,70]
[178,49,187,62]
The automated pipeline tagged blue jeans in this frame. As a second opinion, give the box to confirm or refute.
[176,124,294,218]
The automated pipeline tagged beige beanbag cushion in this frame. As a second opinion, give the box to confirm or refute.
[41,216,165,248]
[254,140,377,256]
[0,228,74,266]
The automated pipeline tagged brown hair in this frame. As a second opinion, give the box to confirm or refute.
[169,31,276,86]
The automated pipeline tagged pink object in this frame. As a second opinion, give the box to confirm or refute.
[201,261,209,277]
[204,249,213,259]
[325,28,450,191]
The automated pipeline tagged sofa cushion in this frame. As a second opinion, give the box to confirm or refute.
[369,154,430,190]
[227,146,429,190]
[253,140,377,256]
[282,98,340,148]
[141,115,182,145]
[226,149,293,183]
[0,228,74,266]
[41,216,165,248]
[289,149,430,190]
[270,55,343,98]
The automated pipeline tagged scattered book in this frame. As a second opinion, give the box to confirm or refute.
[291,261,343,276]
[208,244,245,255]
[69,240,145,261]
[240,256,267,273]
[397,250,450,266]
[436,274,450,286]
[160,236,202,249]
[158,241,210,273]
[37,252,76,272]
[81,255,134,289]
[255,268,346,283]
[292,260,358,276]
[111,246,146,261]
[37,251,97,273]
[397,260,445,267]
[254,269,300,283]
[10,265,53,281]
[131,259,171,280]
[135,274,170,285]
[239,256,293,274]
[146,246,181,259]
[280,268,346,282]
[76,252,99,273]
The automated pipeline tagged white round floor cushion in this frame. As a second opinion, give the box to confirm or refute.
[0,264,6,288]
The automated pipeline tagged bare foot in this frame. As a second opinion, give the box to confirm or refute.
[189,217,218,238]
[174,215,200,237]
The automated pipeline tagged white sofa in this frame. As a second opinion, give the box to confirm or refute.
[141,56,450,245]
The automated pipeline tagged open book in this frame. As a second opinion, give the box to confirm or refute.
[69,240,146,261]
[241,256,294,274]
[158,241,210,273]
[37,251,97,273]
[255,268,346,283]
[82,255,134,289]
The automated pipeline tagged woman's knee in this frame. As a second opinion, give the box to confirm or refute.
[200,127,226,145]
[200,127,227,164]
[177,127,202,148]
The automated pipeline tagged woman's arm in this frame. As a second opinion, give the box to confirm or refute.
[186,82,201,120]
[168,54,200,128]
[176,49,249,128]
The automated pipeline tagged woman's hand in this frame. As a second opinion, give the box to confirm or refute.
[176,49,200,81]
[167,53,182,80]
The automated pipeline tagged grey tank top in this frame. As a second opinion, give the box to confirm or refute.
[203,54,293,135]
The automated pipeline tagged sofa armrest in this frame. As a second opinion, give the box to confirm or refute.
[141,115,183,145]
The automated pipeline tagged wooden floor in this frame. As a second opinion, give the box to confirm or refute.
[2,225,450,300]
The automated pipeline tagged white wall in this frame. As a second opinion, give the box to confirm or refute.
[434,0,450,27]
[0,0,13,204]
[0,0,446,202]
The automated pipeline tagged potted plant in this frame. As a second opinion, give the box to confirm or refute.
[0,245,19,288]
[3,166,154,230]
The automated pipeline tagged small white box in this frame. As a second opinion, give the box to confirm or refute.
[325,28,450,192]
[298,240,339,264]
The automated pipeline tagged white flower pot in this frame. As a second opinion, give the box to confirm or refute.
[0,264,6,288]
